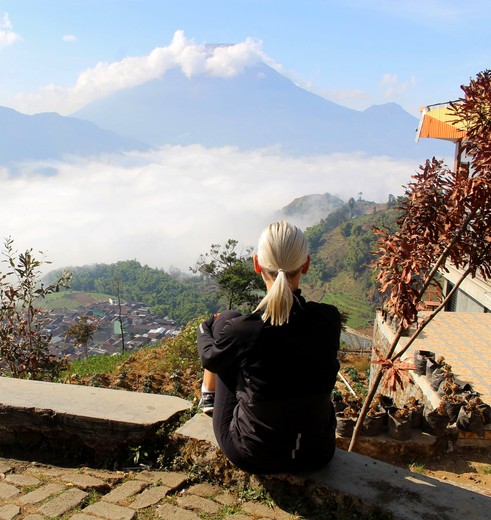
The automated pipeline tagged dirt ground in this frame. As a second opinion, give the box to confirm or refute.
[410,446,491,495]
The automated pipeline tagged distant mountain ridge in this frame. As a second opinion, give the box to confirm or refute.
[0,106,147,165]
[1,60,452,165]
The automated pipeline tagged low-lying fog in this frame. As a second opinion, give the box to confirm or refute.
[1,144,419,273]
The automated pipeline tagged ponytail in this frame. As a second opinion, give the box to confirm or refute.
[254,221,308,326]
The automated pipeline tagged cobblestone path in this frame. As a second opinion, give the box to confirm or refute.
[0,457,300,520]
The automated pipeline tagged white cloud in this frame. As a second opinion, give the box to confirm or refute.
[14,30,276,115]
[63,34,77,43]
[0,13,21,48]
[380,73,417,99]
[205,37,266,77]
[1,146,415,272]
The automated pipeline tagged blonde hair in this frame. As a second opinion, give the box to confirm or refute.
[254,221,309,326]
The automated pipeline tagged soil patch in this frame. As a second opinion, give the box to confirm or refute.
[416,448,491,495]
[66,292,103,306]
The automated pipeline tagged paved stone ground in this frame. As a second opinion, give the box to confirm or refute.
[409,311,491,403]
[0,457,302,520]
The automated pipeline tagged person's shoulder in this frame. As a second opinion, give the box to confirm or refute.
[232,312,263,327]
[221,312,263,343]
[305,301,341,322]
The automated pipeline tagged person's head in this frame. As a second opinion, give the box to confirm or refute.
[253,220,310,326]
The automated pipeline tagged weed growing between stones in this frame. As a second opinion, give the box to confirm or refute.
[408,462,426,474]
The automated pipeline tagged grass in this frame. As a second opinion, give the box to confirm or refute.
[408,462,426,474]
[317,269,375,329]
[322,290,374,329]
[481,465,491,475]
[63,351,132,379]
[41,290,112,311]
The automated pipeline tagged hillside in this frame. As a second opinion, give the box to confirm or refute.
[274,192,345,229]
[46,260,221,326]
[302,200,399,328]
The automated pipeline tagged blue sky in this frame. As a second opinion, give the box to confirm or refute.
[1,0,490,116]
[1,0,490,270]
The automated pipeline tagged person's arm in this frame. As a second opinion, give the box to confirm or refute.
[197,317,242,373]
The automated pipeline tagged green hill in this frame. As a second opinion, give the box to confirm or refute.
[302,199,399,329]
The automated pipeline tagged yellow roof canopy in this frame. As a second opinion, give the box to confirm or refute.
[416,103,467,142]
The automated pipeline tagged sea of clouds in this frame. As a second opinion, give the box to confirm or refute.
[0,145,418,273]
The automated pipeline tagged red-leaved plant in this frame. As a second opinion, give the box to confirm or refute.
[349,70,491,451]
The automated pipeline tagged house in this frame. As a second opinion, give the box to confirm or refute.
[416,101,491,316]
[416,102,467,172]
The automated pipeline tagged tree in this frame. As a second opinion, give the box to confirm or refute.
[58,260,218,326]
[192,239,265,311]
[65,315,100,358]
[348,197,356,219]
[0,238,71,379]
[349,70,491,451]
[387,194,397,208]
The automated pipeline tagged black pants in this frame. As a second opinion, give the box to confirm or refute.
[209,311,257,471]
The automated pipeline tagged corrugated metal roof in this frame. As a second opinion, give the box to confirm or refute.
[416,103,467,142]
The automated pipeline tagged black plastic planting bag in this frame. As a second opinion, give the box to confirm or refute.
[457,407,484,433]
[445,400,465,424]
[430,367,446,391]
[363,409,387,436]
[414,350,435,376]
[336,414,356,437]
[387,413,412,440]
[423,407,450,435]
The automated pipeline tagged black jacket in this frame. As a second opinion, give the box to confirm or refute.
[198,290,341,472]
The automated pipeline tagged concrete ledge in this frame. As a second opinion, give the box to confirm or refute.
[0,377,192,455]
[175,413,491,520]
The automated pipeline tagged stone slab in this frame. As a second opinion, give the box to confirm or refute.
[4,474,40,487]
[175,412,217,445]
[102,480,148,503]
[0,377,191,424]
[19,483,65,504]
[128,485,170,510]
[157,503,201,519]
[83,501,136,520]
[0,504,20,520]
[0,377,192,454]
[37,487,88,517]
[0,482,19,500]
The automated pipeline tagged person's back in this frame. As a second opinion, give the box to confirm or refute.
[197,221,341,474]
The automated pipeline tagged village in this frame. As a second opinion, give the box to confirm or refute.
[43,298,180,360]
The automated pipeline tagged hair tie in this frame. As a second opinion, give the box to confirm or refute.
[277,268,285,274]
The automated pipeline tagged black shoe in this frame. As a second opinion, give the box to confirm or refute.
[199,392,215,414]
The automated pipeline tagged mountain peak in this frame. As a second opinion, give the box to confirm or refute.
[72,61,448,160]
